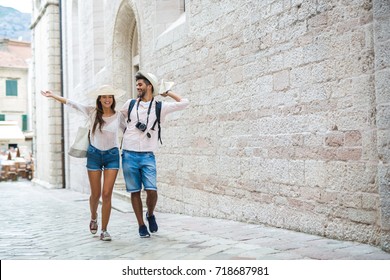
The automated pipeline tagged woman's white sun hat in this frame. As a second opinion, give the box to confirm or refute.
[87,85,126,99]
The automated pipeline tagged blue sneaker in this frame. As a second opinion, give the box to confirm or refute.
[139,225,150,238]
[146,212,158,233]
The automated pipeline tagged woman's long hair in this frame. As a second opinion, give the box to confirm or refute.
[92,95,116,134]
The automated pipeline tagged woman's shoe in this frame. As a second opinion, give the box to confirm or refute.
[89,216,98,234]
[100,230,112,241]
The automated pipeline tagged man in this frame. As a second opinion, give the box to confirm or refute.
[121,71,189,237]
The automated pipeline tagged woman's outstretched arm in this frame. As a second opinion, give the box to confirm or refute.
[41,90,67,104]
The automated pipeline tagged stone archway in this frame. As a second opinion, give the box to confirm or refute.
[112,0,139,105]
[111,0,139,192]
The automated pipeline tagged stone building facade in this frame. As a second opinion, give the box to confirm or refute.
[0,39,32,152]
[31,0,390,252]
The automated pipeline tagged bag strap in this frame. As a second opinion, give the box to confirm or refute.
[121,99,136,149]
[151,101,162,144]
[127,99,137,123]
[87,109,95,143]
[120,99,137,149]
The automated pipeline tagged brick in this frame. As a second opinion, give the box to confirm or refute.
[336,148,362,161]
[273,69,290,91]
[377,105,390,129]
[325,132,344,147]
[375,69,390,104]
[362,193,379,210]
[319,190,339,204]
[347,208,379,225]
[373,0,390,18]
[345,130,362,147]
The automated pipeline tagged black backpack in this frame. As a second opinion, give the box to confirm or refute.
[127,99,163,144]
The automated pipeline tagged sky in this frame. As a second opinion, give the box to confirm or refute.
[0,0,32,13]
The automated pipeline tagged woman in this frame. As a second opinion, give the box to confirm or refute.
[41,85,126,241]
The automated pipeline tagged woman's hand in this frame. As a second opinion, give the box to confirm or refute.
[40,90,67,104]
[41,90,53,98]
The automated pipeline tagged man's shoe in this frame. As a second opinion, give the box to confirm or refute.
[100,230,112,241]
[139,225,150,238]
[146,212,158,233]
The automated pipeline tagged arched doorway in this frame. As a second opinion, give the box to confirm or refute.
[112,0,139,105]
[112,0,140,192]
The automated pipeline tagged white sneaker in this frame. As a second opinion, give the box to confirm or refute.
[100,230,111,241]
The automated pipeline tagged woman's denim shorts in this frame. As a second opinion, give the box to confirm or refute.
[86,145,120,171]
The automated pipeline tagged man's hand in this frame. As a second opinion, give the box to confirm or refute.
[160,90,170,97]
[161,90,182,102]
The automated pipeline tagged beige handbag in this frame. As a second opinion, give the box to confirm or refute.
[68,112,94,158]
[68,126,90,158]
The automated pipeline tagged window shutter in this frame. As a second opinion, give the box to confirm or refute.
[22,115,28,131]
[6,80,18,96]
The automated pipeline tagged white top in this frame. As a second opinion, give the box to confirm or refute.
[66,99,126,151]
[120,99,189,152]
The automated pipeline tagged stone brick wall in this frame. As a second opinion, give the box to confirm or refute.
[373,0,390,251]
[31,0,63,189]
[141,0,388,250]
[41,0,389,251]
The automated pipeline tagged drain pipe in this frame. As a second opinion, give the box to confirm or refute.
[59,0,65,188]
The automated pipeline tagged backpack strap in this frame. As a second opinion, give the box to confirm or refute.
[121,99,136,149]
[151,101,162,144]
[127,99,137,123]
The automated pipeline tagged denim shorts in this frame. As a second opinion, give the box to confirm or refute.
[86,145,120,171]
[122,150,157,193]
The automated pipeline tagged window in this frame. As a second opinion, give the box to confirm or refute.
[93,0,105,74]
[72,0,80,85]
[156,0,185,36]
[6,80,18,96]
[35,0,41,9]
[0,114,5,121]
[22,115,28,131]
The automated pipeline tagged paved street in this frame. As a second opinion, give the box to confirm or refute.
[0,180,390,260]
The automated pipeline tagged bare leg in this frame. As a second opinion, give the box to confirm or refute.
[131,191,144,226]
[101,169,118,231]
[146,190,158,216]
[88,170,102,220]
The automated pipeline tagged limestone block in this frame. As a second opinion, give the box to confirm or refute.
[344,130,362,147]
[273,70,290,91]
[361,192,379,210]
[325,218,380,245]
[377,105,390,129]
[376,69,390,104]
[373,0,390,18]
[325,132,344,147]
[376,42,390,70]
[377,129,390,163]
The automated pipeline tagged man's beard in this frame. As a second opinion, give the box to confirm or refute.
[138,89,146,99]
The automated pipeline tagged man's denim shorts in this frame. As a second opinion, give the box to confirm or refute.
[122,150,157,193]
[86,145,120,171]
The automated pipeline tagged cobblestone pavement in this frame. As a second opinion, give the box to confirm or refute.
[1,180,390,260]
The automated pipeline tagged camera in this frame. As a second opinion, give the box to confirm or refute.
[135,122,147,132]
